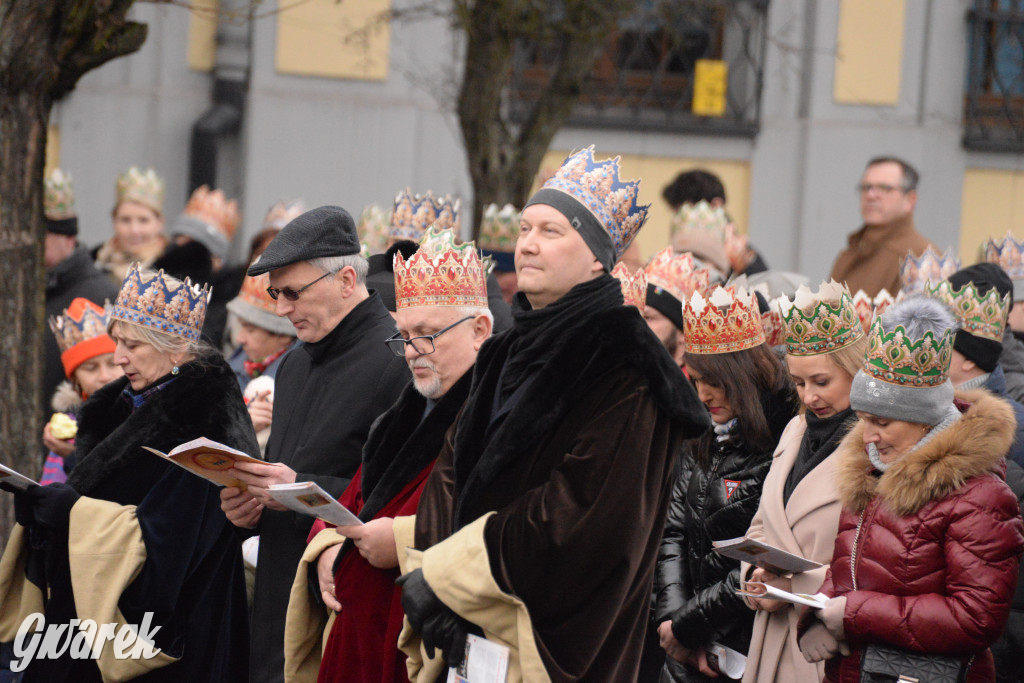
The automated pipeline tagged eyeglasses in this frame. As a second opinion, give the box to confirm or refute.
[266,270,335,301]
[384,316,474,357]
[855,183,907,195]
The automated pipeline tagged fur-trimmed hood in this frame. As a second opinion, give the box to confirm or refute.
[836,389,1016,516]
[50,380,83,413]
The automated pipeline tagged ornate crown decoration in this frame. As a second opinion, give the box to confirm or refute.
[670,200,729,243]
[852,288,894,332]
[612,264,647,308]
[390,189,461,243]
[984,232,1024,281]
[49,298,110,354]
[393,226,488,310]
[899,246,960,296]
[111,264,212,343]
[645,247,710,304]
[116,167,165,215]
[264,199,306,232]
[926,279,1009,342]
[539,146,649,258]
[760,297,787,347]
[780,280,865,356]
[477,203,520,253]
[236,271,277,316]
[683,285,765,354]
[862,316,953,387]
[184,185,240,241]
[358,204,391,254]
[44,168,76,220]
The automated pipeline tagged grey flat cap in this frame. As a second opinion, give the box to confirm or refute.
[248,205,360,275]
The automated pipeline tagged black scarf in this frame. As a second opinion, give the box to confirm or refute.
[783,407,855,505]
[499,274,623,400]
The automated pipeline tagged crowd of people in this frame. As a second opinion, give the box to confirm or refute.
[0,150,1023,683]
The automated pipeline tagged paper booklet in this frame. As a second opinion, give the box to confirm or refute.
[142,437,264,490]
[712,536,822,575]
[737,582,829,609]
[0,463,39,491]
[446,634,510,683]
[267,481,363,527]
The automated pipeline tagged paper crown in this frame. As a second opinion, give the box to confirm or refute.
[264,199,306,232]
[612,264,647,308]
[684,285,765,354]
[645,247,710,304]
[111,264,212,343]
[852,288,894,332]
[116,167,165,215]
[760,297,787,347]
[671,200,729,242]
[49,298,115,378]
[390,190,460,243]
[862,316,953,387]
[44,168,75,220]
[183,185,240,241]
[899,246,960,296]
[780,280,864,356]
[538,146,649,258]
[477,203,520,254]
[393,226,489,310]
[227,270,296,337]
[984,232,1024,281]
[358,204,391,254]
[926,279,1009,343]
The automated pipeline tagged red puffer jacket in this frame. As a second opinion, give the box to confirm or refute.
[816,390,1024,683]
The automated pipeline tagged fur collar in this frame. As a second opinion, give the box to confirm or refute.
[50,381,83,414]
[835,389,1015,516]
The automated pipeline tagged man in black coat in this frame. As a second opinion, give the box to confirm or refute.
[220,205,409,683]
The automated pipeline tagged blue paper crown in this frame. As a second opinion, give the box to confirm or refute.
[389,189,460,242]
[985,232,1024,281]
[899,246,960,296]
[111,264,212,343]
[540,146,650,258]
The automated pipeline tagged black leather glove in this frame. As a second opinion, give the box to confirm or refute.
[28,482,80,530]
[396,569,444,635]
[422,607,470,667]
[0,483,36,527]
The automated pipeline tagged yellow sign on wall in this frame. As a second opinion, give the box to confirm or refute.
[834,0,906,105]
[960,168,1024,263]
[692,59,728,117]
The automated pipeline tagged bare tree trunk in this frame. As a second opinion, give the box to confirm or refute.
[0,0,147,548]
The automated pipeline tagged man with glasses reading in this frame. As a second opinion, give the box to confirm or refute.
[284,225,493,682]
[830,155,936,297]
[219,205,408,683]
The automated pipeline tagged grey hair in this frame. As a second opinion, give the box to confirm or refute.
[309,254,368,285]
[452,305,494,335]
[879,296,957,339]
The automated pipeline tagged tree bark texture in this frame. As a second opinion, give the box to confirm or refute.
[0,0,146,549]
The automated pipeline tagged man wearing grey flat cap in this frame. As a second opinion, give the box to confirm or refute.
[219,205,409,683]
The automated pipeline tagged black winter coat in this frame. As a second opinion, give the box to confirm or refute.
[992,458,1024,683]
[655,390,795,673]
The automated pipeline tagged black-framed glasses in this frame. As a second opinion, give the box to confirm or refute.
[384,316,474,357]
[266,270,335,301]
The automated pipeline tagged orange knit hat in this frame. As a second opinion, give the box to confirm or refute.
[49,298,116,378]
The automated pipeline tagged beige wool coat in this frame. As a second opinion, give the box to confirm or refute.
[740,414,844,683]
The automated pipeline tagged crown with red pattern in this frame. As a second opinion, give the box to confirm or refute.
[263,199,306,231]
[683,285,765,354]
[899,246,960,296]
[389,189,460,243]
[111,264,211,343]
[645,247,710,303]
[538,146,649,258]
[393,226,488,310]
[49,298,115,378]
[227,270,296,337]
[852,288,894,332]
[612,264,647,308]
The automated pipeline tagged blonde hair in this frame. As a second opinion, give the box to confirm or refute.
[107,319,206,360]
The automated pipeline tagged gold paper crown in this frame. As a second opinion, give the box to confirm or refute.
[645,247,710,303]
[760,297,787,347]
[852,288,894,332]
[111,264,212,343]
[985,232,1024,281]
[393,226,488,310]
[779,280,864,356]
[862,316,953,387]
[926,279,1009,342]
[724,223,755,272]
[683,285,765,354]
[44,168,75,220]
[390,190,460,243]
[116,167,165,215]
[477,204,520,253]
[184,186,240,241]
[358,204,391,254]
[612,264,647,308]
[236,271,276,316]
[670,200,729,242]
[264,199,306,231]
[899,246,960,296]
[49,298,110,354]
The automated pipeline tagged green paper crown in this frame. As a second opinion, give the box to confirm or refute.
[780,280,864,356]
[862,316,953,387]
[925,279,1008,343]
